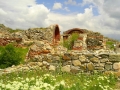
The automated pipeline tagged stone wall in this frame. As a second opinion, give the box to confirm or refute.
[23,24,60,44]
[1,51,120,77]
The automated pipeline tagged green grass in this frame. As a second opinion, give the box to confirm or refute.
[0,69,117,90]
[14,47,29,63]
[106,41,115,50]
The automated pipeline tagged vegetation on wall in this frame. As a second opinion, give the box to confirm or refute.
[0,44,28,69]
[106,41,115,50]
[63,33,79,50]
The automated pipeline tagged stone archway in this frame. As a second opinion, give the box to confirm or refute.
[53,25,60,43]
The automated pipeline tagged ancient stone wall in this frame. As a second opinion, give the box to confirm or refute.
[1,51,120,77]
[23,24,60,44]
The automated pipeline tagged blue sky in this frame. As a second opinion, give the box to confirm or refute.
[0,0,120,40]
[36,0,99,15]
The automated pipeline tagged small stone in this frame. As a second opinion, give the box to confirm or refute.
[61,65,71,73]
[37,62,43,67]
[62,55,71,60]
[30,44,39,51]
[72,60,81,66]
[32,55,39,62]
[100,58,109,63]
[95,67,104,70]
[47,59,52,63]
[98,54,109,58]
[109,55,120,62]
[79,55,87,63]
[106,62,112,64]
[90,57,99,63]
[99,63,105,67]
[52,56,60,61]
[105,64,112,70]
[87,63,94,71]
[71,54,79,60]
[43,61,49,66]
[49,65,56,71]
[113,62,120,70]
[80,64,86,70]
[71,66,80,73]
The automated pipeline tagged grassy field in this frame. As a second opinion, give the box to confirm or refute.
[0,69,117,90]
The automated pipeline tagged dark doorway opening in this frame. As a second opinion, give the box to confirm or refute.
[53,25,60,43]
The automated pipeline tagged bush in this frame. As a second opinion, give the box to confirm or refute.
[0,44,22,69]
[106,41,114,50]
[63,33,79,50]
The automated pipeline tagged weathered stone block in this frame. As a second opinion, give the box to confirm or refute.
[61,65,71,72]
[87,63,94,71]
[90,57,99,63]
[106,62,112,65]
[80,64,86,70]
[71,66,80,73]
[100,58,109,63]
[105,64,112,70]
[79,55,87,63]
[37,62,43,67]
[109,55,120,62]
[113,62,120,70]
[72,60,81,66]
[63,61,72,66]
[52,56,61,61]
[98,54,109,58]
[49,65,56,71]
[71,54,79,60]
[85,54,94,59]
[95,67,104,70]
[62,53,72,60]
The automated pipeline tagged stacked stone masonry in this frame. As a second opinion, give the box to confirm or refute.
[1,52,120,77]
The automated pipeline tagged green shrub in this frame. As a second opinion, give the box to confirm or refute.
[63,33,79,50]
[106,41,114,50]
[0,44,27,69]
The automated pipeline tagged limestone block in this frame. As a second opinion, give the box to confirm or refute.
[71,54,79,60]
[100,58,109,63]
[49,65,56,71]
[43,61,49,66]
[70,66,80,73]
[61,65,71,73]
[63,61,72,66]
[72,60,81,66]
[106,62,112,65]
[62,54,71,60]
[37,62,43,67]
[52,56,60,61]
[87,63,94,71]
[98,54,109,58]
[105,64,112,70]
[109,55,120,62]
[80,64,86,70]
[30,44,39,51]
[95,67,104,70]
[79,55,86,63]
[90,57,99,63]
[113,62,120,70]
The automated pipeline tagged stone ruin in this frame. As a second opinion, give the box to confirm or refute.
[0,24,120,77]
[63,28,106,51]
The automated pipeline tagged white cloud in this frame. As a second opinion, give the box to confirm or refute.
[64,7,70,12]
[0,0,120,40]
[0,0,50,29]
[64,0,77,5]
[52,3,62,10]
